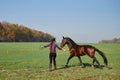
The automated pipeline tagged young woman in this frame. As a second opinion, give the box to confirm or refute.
[42,38,63,72]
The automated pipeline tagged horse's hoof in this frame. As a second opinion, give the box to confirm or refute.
[91,65,95,68]
[99,67,103,69]
[81,65,85,68]
[65,65,68,68]
[98,66,103,69]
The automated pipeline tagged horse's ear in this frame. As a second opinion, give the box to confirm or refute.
[63,36,64,39]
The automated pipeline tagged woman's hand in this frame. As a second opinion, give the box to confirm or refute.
[40,46,44,48]
[62,49,66,51]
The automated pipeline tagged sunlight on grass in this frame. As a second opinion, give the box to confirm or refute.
[0,43,120,80]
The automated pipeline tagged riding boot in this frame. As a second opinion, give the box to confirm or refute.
[49,63,52,72]
[54,63,57,70]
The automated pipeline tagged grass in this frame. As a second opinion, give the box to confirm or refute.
[0,42,120,80]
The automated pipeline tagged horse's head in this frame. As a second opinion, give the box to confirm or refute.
[60,36,68,48]
[61,36,77,49]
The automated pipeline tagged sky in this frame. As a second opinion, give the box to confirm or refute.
[0,0,120,43]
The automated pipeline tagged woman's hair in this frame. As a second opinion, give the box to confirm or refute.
[51,38,56,42]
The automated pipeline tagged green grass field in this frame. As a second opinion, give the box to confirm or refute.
[0,42,120,80]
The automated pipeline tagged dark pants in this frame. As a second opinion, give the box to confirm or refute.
[49,53,56,70]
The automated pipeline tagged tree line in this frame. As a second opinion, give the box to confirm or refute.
[99,38,120,44]
[0,22,54,42]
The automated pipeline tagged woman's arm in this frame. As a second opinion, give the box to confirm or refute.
[56,44,66,51]
[44,43,50,48]
[41,43,50,48]
[56,44,62,50]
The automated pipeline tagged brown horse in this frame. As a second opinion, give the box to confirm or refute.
[60,36,108,68]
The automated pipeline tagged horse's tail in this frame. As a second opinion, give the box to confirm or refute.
[95,47,108,66]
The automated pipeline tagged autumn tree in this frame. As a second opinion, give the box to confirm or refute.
[0,22,54,42]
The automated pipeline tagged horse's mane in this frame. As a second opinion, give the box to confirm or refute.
[65,37,77,45]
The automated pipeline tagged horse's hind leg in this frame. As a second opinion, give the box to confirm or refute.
[65,55,73,67]
[93,57,102,69]
[91,57,96,68]
[77,56,85,68]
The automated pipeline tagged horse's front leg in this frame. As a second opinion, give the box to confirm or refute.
[77,56,85,68]
[65,55,73,67]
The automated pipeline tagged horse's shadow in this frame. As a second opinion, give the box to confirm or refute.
[83,63,105,68]
[57,63,112,70]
